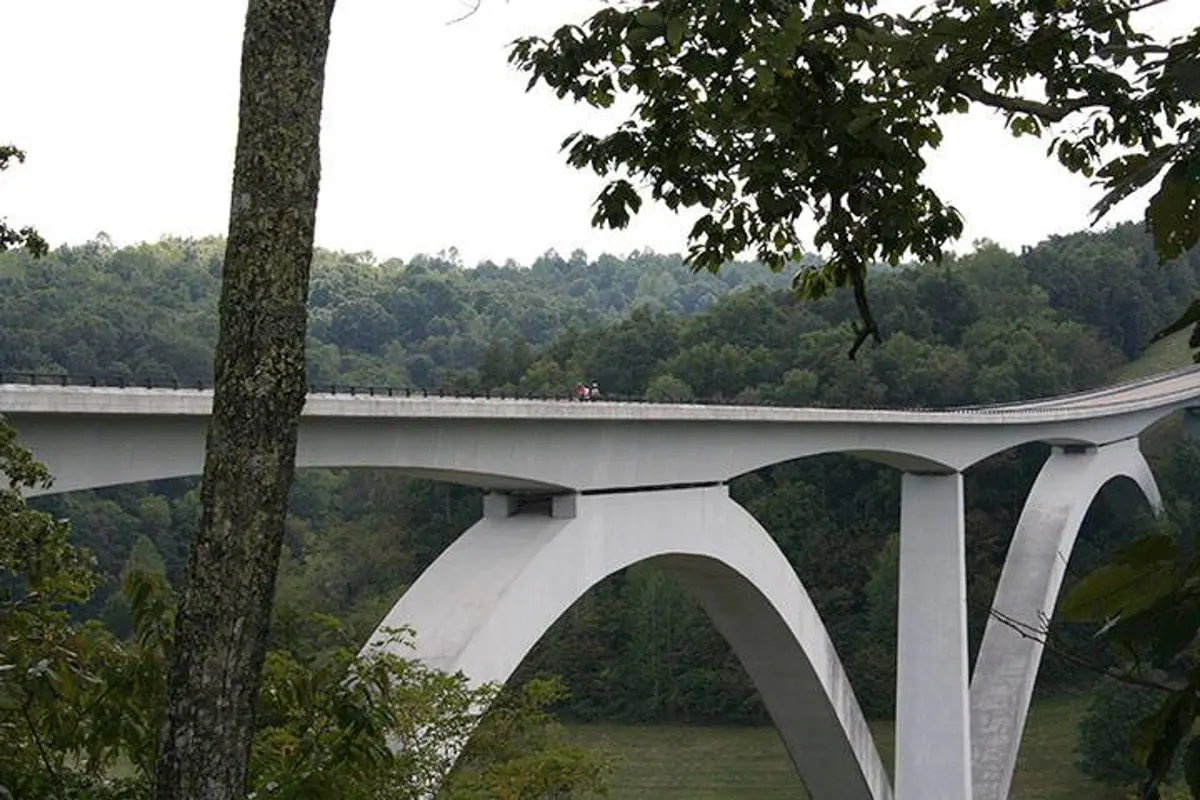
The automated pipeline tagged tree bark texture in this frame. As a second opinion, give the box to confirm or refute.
[154,1,335,797]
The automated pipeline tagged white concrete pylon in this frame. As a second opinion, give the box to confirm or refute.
[895,472,973,800]
[362,486,892,800]
[970,438,1161,800]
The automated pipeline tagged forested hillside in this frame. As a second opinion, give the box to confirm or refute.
[0,236,788,389]
[5,222,1200,724]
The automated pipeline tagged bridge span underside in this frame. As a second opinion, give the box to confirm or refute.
[365,442,1161,800]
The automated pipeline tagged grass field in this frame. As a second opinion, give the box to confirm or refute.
[565,695,1127,799]
[1112,329,1194,455]
[1115,329,1193,382]
[553,336,1199,799]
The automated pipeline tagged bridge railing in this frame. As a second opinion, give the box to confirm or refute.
[2,367,1199,416]
[944,363,1200,412]
[0,370,945,409]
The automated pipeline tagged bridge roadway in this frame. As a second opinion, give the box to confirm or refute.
[2,364,1200,496]
[4,367,1200,800]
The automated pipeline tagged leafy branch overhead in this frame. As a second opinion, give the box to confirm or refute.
[510,0,1200,357]
[0,146,47,259]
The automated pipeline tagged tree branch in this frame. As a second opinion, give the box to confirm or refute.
[989,608,1183,695]
[952,81,1100,123]
[22,696,67,799]
[927,0,1174,123]
[1126,0,1176,16]
[847,261,881,360]
[799,11,875,39]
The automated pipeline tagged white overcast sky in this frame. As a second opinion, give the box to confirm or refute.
[2,1,1197,266]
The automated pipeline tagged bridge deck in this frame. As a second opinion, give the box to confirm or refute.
[2,364,1200,426]
[5,367,1200,493]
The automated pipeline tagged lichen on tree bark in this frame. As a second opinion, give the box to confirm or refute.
[154,1,336,797]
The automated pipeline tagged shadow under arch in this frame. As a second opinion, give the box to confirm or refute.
[970,438,1161,800]
[363,485,892,800]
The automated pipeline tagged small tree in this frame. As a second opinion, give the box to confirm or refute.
[0,419,610,799]
[0,417,158,798]
[645,373,694,403]
[1079,676,1177,788]
[250,618,612,800]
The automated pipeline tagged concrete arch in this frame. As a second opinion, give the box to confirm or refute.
[364,485,892,800]
[969,438,1161,800]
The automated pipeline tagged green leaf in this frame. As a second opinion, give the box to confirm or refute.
[634,8,664,29]
[666,17,685,52]
[1184,735,1200,799]
[1059,534,1179,624]
[847,111,878,137]
[1133,693,1178,767]
[626,25,653,49]
[1090,147,1177,226]
[1164,51,1200,103]
[1103,593,1200,663]
[1114,535,1179,567]
[1059,561,1177,624]
[591,180,643,229]
[1146,153,1200,262]
[1156,604,1200,663]
[1133,688,1198,793]
[754,64,775,91]
[1151,298,1200,344]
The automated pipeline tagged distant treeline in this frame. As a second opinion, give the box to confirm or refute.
[5,222,1200,722]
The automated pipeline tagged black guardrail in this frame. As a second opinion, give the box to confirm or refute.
[3,367,1199,415]
[0,371,942,410]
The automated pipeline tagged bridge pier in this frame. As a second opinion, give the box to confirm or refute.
[482,490,576,519]
[896,471,972,800]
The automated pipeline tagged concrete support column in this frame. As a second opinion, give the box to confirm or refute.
[482,492,518,519]
[896,471,971,800]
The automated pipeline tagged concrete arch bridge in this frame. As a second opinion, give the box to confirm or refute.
[4,366,1200,800]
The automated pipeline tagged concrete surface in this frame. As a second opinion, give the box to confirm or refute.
[896,472,972,800]
[363,487,892,800]
[3,366,1200,494]
[969,439,1161,800]
[4,370,1198,798]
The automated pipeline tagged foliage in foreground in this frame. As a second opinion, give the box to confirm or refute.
[1078,675,1180,788]
[1061,528,1200,799]
[0,418,609,799]
[512,0,1200,356]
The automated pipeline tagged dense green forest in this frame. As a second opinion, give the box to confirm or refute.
[4,222,1200,724]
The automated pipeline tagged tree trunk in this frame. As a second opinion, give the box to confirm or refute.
[154,0,335,797]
